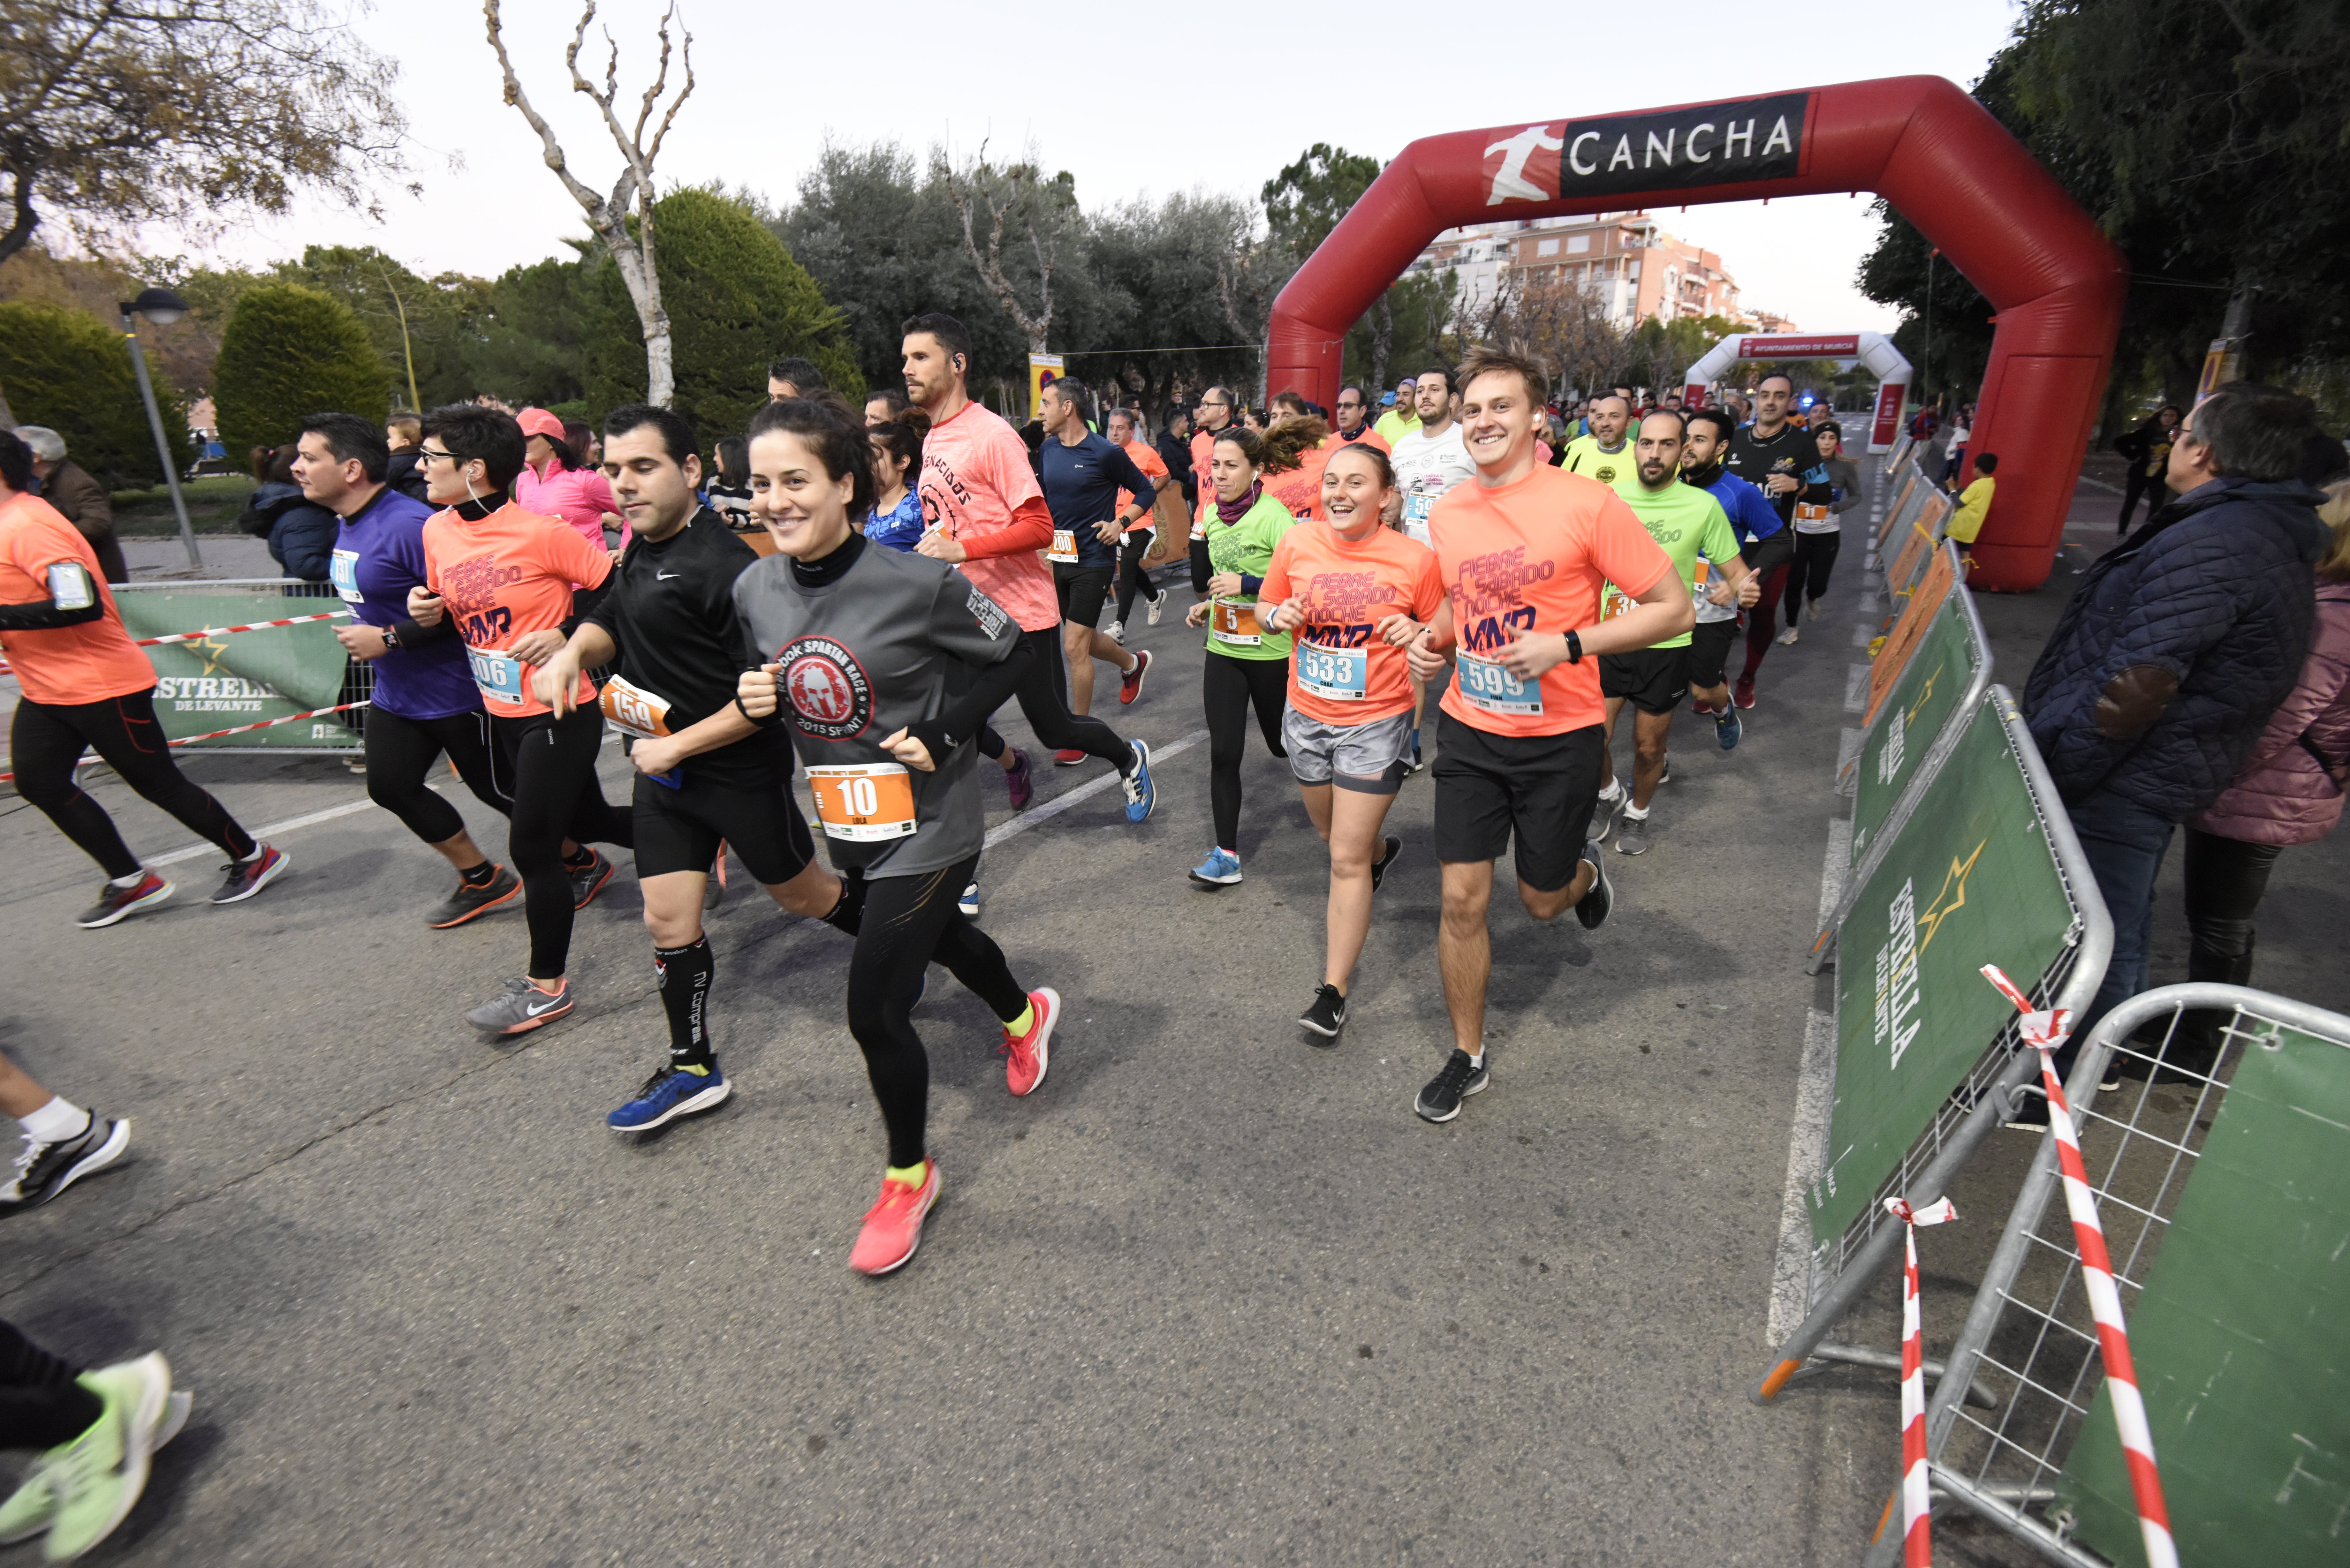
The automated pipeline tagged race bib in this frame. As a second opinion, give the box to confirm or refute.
[1210,598,1263,647]
[1794,501,1835,531]
[1600,585,1634,622]
[1296,641,1368,702]
[1403,492,1433,525]
[1456,649,1542,717]
[1049,527,1080,563]
[599,673,672,740]
[806,763,918,842]
[329,548,363,603]
[466,647,527,705]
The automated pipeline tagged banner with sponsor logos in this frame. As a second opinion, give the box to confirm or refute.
[113,587,361,751]
[1487,91,1812,203]
[1810,692,2077,1245]
[1851,582,1985,864]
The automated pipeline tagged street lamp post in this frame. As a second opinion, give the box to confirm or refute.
[119,287,202,570]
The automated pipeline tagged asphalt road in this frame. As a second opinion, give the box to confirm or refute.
[10,454,2339,1564]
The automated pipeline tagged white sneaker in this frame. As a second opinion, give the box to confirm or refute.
[1777,627,1800,646]
[958,883,981,918]
[1806,600,1822,622]
[1147,590,1166,627]
[1107,620,1125,646]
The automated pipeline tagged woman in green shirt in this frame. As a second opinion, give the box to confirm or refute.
[1184,424,1306,886]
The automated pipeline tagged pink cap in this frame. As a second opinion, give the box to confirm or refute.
[516,407,567,442]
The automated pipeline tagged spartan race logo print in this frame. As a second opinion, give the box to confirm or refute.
[777,635,872,740]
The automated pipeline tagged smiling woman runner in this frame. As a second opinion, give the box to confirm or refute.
[732,395,1061,1278]
[1257,443,1444,1040]
[1184,423,1310,887]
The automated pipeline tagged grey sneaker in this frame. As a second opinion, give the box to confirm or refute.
[425,866,521,929]
[1614,810,1649,855]
[1575,840,1613,929]
[1592,790,1625,842]
[466,976,573,1036]
[1147,588,1167,627]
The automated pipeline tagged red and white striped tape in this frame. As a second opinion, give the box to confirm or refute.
[1981,964,2178,1568]
[1886,1193,1958,1566]
[128,608,353,648]
[0,701,369,783]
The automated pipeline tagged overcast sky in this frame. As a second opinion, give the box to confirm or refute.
[161,0,2025,336]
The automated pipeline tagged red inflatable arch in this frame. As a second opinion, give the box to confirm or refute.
[1265,76,2127,592]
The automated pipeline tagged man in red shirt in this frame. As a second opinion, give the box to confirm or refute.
[0,430,286,928]
[1403,349,1689,1125]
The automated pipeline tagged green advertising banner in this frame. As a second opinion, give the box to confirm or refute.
[1811,696,2077,1245]
[113,588,360,751]
[2058,1023,2350,1567]
[1851,592,1984,864]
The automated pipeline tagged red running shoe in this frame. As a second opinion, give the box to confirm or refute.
[1732,675,1757,710]
[848,1160,941,1276]
[1119,648,1152,705]
[1001,986,1059,1097]
[1052,748,1086,766]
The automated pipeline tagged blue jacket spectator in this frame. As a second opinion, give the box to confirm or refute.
[237,443,340,583]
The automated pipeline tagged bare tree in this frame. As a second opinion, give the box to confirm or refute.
[1461,268,1629,402]
[484,0,694,406]
[935,146,1066,358]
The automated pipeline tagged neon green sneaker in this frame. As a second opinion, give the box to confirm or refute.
[0,1386,188,1546]
[30,1352,170,1562]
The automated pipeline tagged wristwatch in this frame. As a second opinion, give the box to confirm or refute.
[1565,628,1583,664]
[381,623,403,651]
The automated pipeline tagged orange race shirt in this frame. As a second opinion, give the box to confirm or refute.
[918,401,1061,633]
[1117,437,1168,527]
[1259,520,1444,725]
[1190,429,1220,528]
[421,500,612,718]
[1328,427,1393,456]
[1430,465,1673,737]
[0,493,156,706]
[1261,441,1333,523]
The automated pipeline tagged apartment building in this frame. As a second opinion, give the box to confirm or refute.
[1408,212,1795,333]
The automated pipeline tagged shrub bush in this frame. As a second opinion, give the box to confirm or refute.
[0,300,192,488]
[213,283,388,457]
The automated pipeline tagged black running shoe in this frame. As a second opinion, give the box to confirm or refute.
[1414,1050,1489,1123]
[1,1114,130,1212]
[1299,983,1347,1042]
[1370,836,1402,894]
[1574,840,1613,930]
[426,866,522,929]
[210,844,289,905]
[567,848,614,910]
[75,871,173,929]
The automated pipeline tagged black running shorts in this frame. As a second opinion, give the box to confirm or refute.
[1430,712,1603,893]
[1599,646,1692,716]
[632,768,816,886]
[1054,562,1114,629]
[1687,619,1739,689]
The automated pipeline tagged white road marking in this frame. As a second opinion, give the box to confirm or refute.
[1834,727,1863,790]
[1844,665,1871,712]
[1852,620,1877,647]
[1767,1006,1841,1344]
[150,798,377,865]
[984,730,1208,849]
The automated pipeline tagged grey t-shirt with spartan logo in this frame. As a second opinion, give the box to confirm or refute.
[731,541,1020,878]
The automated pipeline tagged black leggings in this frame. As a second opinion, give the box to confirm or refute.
[0,1319,102,1451]
[844,855,1029,1168]
[2181,827,2286,983]
[491,708,633,977]
[1202,652,1289,852]
[2117,470,2168,531]
[1115,529,1159,623]
[986,627,1132,773]
[1784,531,1843,619]
[364,706,509,847]
[11,690,256,879]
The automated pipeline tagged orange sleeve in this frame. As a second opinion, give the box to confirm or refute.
[960,494,1054,560]
[1411,548,1446,620]
[1588,491,1674,600]
[1258,531,1295,606]
[549,516,615,586]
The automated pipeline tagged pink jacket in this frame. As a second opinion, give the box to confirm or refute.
[2190,581,2350,845]
[513,462,626,550]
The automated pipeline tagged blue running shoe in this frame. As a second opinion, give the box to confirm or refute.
[1714,705,1742,750]
[1122,738,1156,823]
[1188,846,1242,887]
[608,1063,731,1133]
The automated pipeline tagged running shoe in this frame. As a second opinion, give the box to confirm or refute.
[1004,748,1035,810]
[1188,847,1242,887]
[1575,840,1613,930]
[1591,788,1625,842]
[848,1159,941,1277]
[1414,1049,1490,1123]
[1614,810,1649,856]
[1147,588,1167,627]
[1777,627,1800,646]
[1370,836,1403,894]
[1299,983,1347,1042]
[425,866,521,929]
[1404,727,1424,774]
[607,1063,730,1133]
[1122,738,1156,823]
[209,843,288,905]
[1,1114,129,1213]
[1053,749,1087,767]
[0,1384,187,1547]
[1119,648,1152,705]
[567,848,614,910]
[704,848,728,912]
[1107,620,1125,646]
[1732,675,1757,710]
[1001,986,1059,1097]
[1807,599,1822,622]
[30,1352,169,1562]
[1715,707,1743,750]
[1656,759,1673,787]
[466,976,573,1036]
[75,872,172,930]
[958,883,981,918]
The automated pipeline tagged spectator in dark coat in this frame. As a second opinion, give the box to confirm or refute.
[236,443,338,583]
[16,426,128,585]
[2111,405,2182,532]
[2022,383,2333,1068]
[1155,406,1197,512]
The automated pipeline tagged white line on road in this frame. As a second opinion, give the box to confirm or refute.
[1852,620,1877,647]
[1834,726,1862,784]
[983,729,1209,848]
[1767,1006,1840,1345]
[1859,586,1878,614]
[1844,665,1871,712]
[150,798,378,865]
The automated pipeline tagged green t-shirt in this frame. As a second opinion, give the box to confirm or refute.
[1202,493,1297,661]
[1563,434,1636,490]
[1373,409,1420,446]
[1604,480,1739,649]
